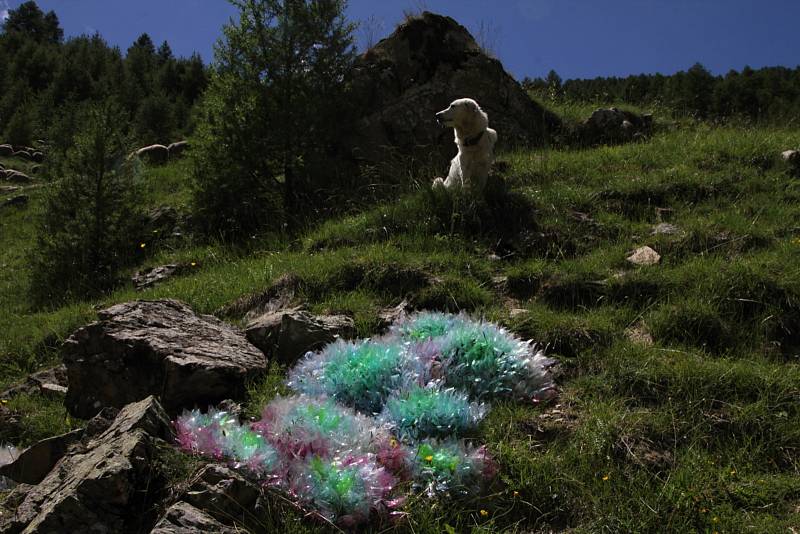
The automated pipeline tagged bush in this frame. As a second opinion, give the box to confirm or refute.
[29,102,142,305]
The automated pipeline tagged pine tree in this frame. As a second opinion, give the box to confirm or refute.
[191,0,357,237]
[29,102,142,305]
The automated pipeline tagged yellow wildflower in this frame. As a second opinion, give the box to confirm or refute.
[425,455,433,462]
[139,243,146,249]
[602,474,610,481]
[479,510,488,517]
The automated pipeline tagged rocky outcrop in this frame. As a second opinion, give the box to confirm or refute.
[346,12,559,167]
[62,299,267,418]
[245,308,355,364]
[2,397,171,533]
[576,107,653,145]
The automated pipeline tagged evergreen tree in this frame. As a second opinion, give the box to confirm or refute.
[29,102,142,305]
[1,0,63,43]
[191,0,357,237]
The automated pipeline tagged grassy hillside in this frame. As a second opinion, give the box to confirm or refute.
[2,122,800,532]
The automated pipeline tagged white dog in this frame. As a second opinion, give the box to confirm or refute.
[433,98,497,194]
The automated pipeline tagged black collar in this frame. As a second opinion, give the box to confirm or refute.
[463,129,485,147]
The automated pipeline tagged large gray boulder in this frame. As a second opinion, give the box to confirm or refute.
[245,308,355,365]
[346,12,559,167]
[62,299,267,418]
[2,397,171,534]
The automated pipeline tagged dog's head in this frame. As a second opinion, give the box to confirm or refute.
[435,98,485,129]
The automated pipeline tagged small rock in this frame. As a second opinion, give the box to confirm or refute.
[150,501,239,534]
[0,144,13,157]
[245,308,355,365]
[651,222,680,236]
[62,299,267,418]
[132,264,181,290]
[626,246,661,266]
[0,429,84,485]
[509,308,529,318]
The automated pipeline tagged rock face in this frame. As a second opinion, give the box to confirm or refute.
[62,299,267,418]
[245,308,355,364]
[150,502,238,534]
[577,108,653,145]
[346,12,559,167]
[3,397,171,533]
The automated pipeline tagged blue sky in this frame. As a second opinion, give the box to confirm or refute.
[2,0,799,80]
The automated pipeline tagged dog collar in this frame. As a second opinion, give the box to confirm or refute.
[463,130,485,147]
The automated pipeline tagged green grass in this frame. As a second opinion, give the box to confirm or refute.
[3,123,800,531]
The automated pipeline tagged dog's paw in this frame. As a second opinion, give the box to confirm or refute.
[432,177,446,190]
